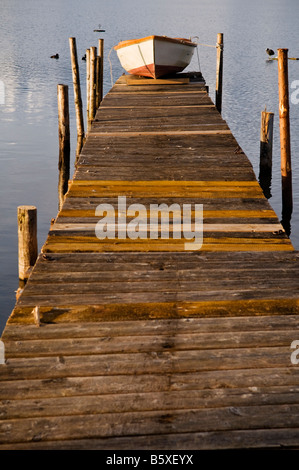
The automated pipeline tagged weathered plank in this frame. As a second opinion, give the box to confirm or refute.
[2,403,299,445]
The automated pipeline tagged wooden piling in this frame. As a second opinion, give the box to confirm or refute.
[277,48,292,229]
[57,84,70,210]
[69,37,85,157]
[86,49,91,132]
[96,39,104,107]
[17,205,37,281]
[215,33,223,114]
[260,108,274,170]
[259,108,274,198]
[89,46,97,122]
[96,56,100,109]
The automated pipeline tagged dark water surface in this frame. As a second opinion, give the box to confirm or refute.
[1,0,299,332]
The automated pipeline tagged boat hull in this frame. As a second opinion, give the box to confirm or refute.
[114,36,197,79]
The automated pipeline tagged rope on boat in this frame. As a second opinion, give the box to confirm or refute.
[198,43,218,48]
[195,43,201,72]
[190,37,223,72]
[191,37,219,49]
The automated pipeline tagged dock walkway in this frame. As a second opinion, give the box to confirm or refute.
[1,73,299,449]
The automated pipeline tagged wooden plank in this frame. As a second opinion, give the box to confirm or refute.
[89,130,232,136]
[3,315,299,341]
[100,95,213,107]
[2,428,299,450]
[125,77,190,85]
[99,104,215,109]
[79,133,244,156]
[28,251,299,264]
[18,280,298,302]
[1,366,299,399]
[4,329,299,358]
[95,105,221,118]
[0,347,296,381]
[68,180,260,187]
[107,90,204,95]
[2,386,299,421]
[65,180,264,198]
[116,72,204,85]
[41,236,293,254]
[76,157,252,167]
[57,209,278,219]
[7,297,299,324]
[74,170,258,182]
[51,223,284,233]
[1,403,299,445]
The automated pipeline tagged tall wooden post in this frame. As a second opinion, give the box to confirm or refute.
[86,48,91,132]
[259,108,274,199]
[57,84,70,210]
[69,37,85,157]
[18,205,37,281]
[215,33,223,114]
[97,38,104,107]
[89,46,97,122]
[277,48,292,232]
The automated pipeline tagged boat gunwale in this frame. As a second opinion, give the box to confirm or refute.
[114,35,197,51]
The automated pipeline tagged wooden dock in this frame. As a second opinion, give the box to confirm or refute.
[1,73,299,450]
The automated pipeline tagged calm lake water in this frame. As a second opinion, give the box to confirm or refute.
[1,0,299,333]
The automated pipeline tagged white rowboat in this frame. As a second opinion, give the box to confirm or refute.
[114,35,197,79]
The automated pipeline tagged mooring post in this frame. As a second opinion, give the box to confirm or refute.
[86,48,91,132]
[57,84,70,210]
[215,33,224,114]
[259,108,274,198]
[89,46,97,122]
[18,205,37,281]
[69,37,85,157]
[277,48,293,231]
[96,38,104,107]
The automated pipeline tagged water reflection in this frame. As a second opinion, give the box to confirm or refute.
[259,167,272,200]
[281,212,292,238]
[281,176,293,237]
[259,155,293,237]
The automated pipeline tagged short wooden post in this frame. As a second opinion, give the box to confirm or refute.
[18,205,37,281]
[260,108,274,170]
[57,84,70,210]
[69,37,85,156]
[86,49,91,132]
[277,48,293,229]
[259,108,274,198]
[96,38,104,107]
[215,33,224,114]
[89,46,97,122]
